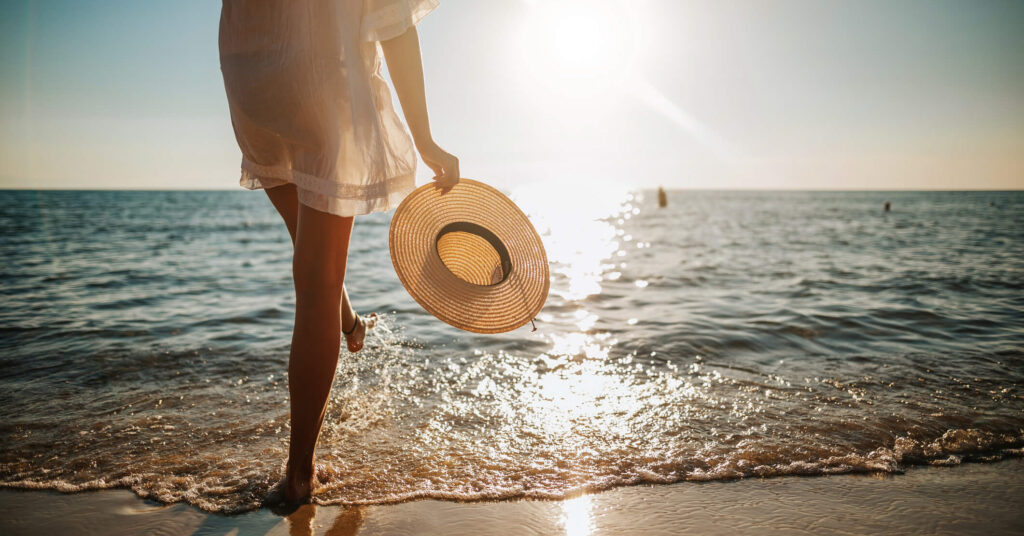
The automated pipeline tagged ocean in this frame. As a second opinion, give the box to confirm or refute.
[1,188,1021,513]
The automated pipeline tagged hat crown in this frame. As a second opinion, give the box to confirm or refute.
[435,221,512,287]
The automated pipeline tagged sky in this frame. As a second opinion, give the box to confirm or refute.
[1,0,1022,191]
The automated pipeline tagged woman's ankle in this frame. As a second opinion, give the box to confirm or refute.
[341,307,358,334]
[283,459,314,502]
[286,455,314,481]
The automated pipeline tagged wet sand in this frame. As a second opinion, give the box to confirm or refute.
[2,458,1022,535]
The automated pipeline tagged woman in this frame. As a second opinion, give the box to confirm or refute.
[219,0,458,503]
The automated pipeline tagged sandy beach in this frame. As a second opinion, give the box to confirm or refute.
[2,458,1022,535]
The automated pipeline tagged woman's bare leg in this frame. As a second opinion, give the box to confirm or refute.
[283,201,354,502]
[263,185,376,501]
[265,185,365,341]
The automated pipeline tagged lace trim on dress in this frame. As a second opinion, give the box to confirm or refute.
[361,0,440,42]
[239,159,416,217]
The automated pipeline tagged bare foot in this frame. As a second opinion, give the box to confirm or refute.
[283,462,314,504]
[342,313,376,353]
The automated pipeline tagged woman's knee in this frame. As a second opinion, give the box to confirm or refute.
[292,251,345,299]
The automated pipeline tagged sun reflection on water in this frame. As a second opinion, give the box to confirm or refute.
[506,179,642,448]
[511,180,635,303]
[546,332,616,362]
[563,495,593,536]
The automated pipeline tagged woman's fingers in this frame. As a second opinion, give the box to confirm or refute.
[426,158,444,179]
[440,153,459,188]
[422,143,460,188]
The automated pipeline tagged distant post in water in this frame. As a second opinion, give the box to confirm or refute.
[657,186,668,208]
[884,201,891,212]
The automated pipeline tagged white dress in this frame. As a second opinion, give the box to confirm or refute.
[219,0,439,216]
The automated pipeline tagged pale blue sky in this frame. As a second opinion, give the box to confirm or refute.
[1,0,1022,190]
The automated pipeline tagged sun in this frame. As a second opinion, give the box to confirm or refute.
[516,0,644,93]
[547,9,615,74]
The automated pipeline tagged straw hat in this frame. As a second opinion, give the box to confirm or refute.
[389,179,550,333]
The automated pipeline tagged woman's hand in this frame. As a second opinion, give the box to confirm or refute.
[418,140,459,188]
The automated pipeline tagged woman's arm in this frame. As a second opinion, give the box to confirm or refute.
[381,27,459,187]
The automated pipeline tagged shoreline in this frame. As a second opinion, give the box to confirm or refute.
[2,457,1022,535]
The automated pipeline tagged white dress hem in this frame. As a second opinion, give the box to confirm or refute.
[239,159,416,217]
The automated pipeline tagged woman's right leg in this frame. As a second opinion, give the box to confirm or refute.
[283,201,354,502]
[266,185,367,348]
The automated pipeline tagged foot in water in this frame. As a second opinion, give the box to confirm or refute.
[342,313,376,353]
[263,469,314,508]
[284,471,313,504]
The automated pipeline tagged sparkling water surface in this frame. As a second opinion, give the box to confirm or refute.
[1,189,1021,512]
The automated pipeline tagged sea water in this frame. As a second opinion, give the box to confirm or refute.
[1,188,1021,512]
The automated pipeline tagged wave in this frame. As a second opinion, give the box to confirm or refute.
[2,428,1021,513]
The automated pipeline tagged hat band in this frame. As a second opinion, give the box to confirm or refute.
[434,221,513,286]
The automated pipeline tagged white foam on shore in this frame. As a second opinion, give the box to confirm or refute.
[3,458,1024,536]
[2,428,1021,513]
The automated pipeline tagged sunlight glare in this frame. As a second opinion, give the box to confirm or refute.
[511,180,634,302]
[563,494,593,536]
[633,79,742,163]
[517,0,644,94]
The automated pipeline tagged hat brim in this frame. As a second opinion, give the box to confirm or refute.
[388,179,550,334]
